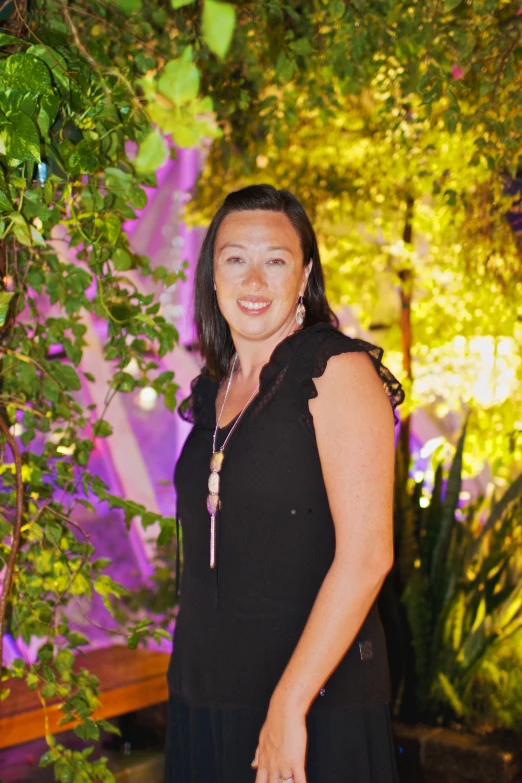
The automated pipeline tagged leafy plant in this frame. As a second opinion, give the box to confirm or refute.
[0,0,236,779]
[189,0,522,480]
[392,420,522,729]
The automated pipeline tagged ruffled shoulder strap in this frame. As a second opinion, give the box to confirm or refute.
[297,324,405,429]
[177,372,216,428]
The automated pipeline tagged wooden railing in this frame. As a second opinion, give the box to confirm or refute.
[0,646,170,750]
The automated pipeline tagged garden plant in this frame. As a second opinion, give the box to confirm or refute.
[1,1,522,780]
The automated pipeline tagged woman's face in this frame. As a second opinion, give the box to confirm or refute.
[213,210,312,343]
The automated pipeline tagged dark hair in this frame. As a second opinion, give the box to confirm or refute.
[194,184,339,380]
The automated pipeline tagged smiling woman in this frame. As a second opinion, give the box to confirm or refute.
[213,210,312,380]
[166,184,405,783]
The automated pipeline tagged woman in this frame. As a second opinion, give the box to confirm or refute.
[166,184,405,783]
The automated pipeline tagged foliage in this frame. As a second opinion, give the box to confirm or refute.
[2,1,522,775]
[392,420,522,729]
[0,0,236,779]
[188,0,522,482]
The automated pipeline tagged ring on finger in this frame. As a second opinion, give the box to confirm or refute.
[278,777,294,783]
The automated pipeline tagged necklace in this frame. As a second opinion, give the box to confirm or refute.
[207,352,260,568]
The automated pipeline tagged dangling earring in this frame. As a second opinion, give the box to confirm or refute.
[295,295,306,325]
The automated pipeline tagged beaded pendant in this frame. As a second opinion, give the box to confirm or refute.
[207,450,224,568]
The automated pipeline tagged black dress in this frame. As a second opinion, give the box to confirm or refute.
[166,322,405,783]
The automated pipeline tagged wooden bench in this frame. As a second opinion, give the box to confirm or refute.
[0,646,170,750]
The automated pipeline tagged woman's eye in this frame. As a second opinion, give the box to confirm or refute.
[226,256,243,263]
[267,258,285,265]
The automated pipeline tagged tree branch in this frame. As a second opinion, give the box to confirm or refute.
[0,411,24,672]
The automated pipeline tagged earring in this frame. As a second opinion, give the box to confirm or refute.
[295,295,306,325]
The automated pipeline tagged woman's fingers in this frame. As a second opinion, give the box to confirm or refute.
[251,745,259,769]
[254,764,268,783]
[257,765,306,783]
[294,765,307,783]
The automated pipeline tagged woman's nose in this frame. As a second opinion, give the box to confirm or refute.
[242,264,267,289]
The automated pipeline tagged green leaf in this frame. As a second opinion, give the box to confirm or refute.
[104,166,133,193]
[134,129,168,174]
[30,225,46,246]
[158,55,200,104]
[202,0,236,60]
[128,186,148,210]
[98,719,122,736]
[171,0,195,6]
[47,361,82,391]
[8,212,32,245]
[1,89,39,117]
[41,375,57,405]
[164,384,178,412]
[127,633,139,649]
[0,33,23,47]
[115,0,143,12]
[74,719,100,741]
[26,45,70,94]
[0,291,14,327]
[290,38,315,57]
[102,214,121,244]
[0,189,11,211]
[437,671,466,716]
[26,672,39,690]
[67,631,89,647]
[4,53,52,94]
[171,120,200,148]
[55,649,75,674]
[444,0,463,9]
[41,682,57,698]
[112,247,132,271]
[69,139,100,174]
[92,420,113,437]
[69,572,92,596]
[4,111,41,162]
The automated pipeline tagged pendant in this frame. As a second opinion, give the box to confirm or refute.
[207,451,224,568]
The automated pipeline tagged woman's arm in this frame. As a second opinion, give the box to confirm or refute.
[252,351,396,783]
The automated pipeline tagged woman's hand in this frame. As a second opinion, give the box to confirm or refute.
[251,694,308,783]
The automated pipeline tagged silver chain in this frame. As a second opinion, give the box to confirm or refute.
[212,352,260,454]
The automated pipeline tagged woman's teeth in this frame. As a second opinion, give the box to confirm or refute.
[238,300,271,310]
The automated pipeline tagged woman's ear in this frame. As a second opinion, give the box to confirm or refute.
[305,258,313,287]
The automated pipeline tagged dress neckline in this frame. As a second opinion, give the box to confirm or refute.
[212,322,336,429]
[216,412,240,432]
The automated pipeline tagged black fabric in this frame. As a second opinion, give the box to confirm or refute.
[170,322,405,711]
[164,695,401,783]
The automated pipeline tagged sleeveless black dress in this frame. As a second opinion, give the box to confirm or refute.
[165,321,405,783]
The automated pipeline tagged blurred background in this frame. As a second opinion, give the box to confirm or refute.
[0,1,521,781]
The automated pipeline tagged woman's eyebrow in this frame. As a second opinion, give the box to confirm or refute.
[216,242,294,255]
[267,245,293,254]
[217,242,246,252]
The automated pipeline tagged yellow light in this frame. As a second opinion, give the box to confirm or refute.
[57,444,76,456]
[419,497,429,508]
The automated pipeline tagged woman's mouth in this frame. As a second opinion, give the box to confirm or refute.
[237,299,272,315]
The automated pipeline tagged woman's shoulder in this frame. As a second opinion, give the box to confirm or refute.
[292,322,405,427]
[290,321,384,375]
